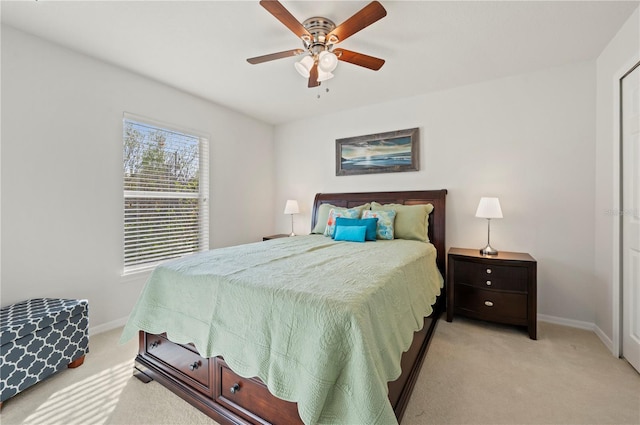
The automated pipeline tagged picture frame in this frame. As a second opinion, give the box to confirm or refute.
[335,127,419,176]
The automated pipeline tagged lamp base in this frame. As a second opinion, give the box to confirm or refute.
[289,232,296,237]
[480,244,498,256]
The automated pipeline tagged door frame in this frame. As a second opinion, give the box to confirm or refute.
[613,58,640,358]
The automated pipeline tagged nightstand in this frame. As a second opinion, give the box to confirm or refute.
[447,247,537,339]
[262,234,289,241]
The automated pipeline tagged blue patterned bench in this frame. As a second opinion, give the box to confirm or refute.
[0,298,89,408]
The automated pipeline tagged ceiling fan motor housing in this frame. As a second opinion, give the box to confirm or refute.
[302,17,337,51]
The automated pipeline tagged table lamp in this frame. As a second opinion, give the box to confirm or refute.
[475,197,503,255]
[284,200,299,236]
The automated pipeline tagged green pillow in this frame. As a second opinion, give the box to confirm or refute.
[371,202,434,242]
[311,203,370,234]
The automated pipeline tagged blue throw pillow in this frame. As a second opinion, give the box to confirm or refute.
[334,217,379,241]
[334,225,367,243]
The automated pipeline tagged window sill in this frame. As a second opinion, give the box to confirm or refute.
[120,267,153,284]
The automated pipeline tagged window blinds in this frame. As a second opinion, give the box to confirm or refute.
[123,117,208,273]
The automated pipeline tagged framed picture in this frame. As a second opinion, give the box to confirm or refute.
[336,127,419,176]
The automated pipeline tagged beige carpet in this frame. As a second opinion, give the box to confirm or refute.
[404,318,640,425]
[1,318,638,425]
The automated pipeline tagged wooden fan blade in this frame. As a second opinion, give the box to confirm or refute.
[308,62,320,88]
[260,0,312,41]
[326,1,387,44]
[247,49,305,64]
[334,48,385,70]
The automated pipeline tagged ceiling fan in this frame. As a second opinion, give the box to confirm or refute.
[247,0,387,88]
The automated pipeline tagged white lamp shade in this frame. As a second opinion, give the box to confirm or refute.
[317,70,334,82]
[284,200,300,215]
[294,56,314,78]
[318,51,338,72]
[475,197,503,219]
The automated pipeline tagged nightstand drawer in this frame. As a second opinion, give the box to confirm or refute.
[454,284,528,323]
[454,259,528,292]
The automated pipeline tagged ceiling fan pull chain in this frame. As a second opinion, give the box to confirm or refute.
[316,83,331,100]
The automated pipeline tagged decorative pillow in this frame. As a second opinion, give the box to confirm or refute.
[324,208,362,237]
[371,202,434,242]
[311,203,370,234]
[334,225,367,243]
[362,209,396,240]
[334,217,379,241]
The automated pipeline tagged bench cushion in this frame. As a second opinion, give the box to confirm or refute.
[1,298,87,346]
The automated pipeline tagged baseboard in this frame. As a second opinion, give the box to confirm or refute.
[537,313,595,331]
[593,324,614,353]
[89,316,128,336]
[537,314,615,355]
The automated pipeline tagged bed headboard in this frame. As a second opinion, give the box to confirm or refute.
[311,190,447,274]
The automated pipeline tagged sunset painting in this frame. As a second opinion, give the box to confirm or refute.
[340,137,412,169]
[336,128,419,176]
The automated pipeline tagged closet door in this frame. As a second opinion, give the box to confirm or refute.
[621,62,640,374]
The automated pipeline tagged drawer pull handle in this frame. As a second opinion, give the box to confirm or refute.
[486,280,492,286]
[149,340,160,349]
[486,268,492,274]
[188,361,200,371]
[484,301,494,307]
[230,383,241,394]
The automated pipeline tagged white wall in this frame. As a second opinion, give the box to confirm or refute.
[594,7,640,350]
[274,62,597,324]
[0,26,275,332]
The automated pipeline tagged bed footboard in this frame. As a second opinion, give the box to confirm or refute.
[134,305,442,425]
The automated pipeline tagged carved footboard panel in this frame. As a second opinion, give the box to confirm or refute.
[134,303,441,425]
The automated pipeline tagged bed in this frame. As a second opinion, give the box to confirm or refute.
[121,189,447,425]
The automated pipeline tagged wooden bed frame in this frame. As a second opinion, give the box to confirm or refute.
[133,189,447,425]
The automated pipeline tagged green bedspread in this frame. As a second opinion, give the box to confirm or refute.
[121,235,443,425]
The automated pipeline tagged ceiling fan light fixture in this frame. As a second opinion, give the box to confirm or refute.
[318,51,338,72]
[294,55,314,78]
[317,70,334,82]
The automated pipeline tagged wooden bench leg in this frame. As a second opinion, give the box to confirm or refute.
[68,355,85,369]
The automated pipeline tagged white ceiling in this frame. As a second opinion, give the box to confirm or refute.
[2,1,638,125]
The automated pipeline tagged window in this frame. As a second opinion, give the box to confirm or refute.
[123,114,209,274]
